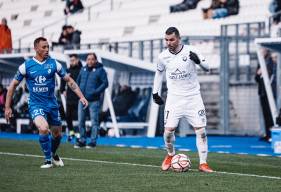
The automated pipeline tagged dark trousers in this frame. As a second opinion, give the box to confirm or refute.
[260,96,274,138]
[66,103,78,132]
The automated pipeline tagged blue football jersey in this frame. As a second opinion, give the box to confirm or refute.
[14,57,67,109]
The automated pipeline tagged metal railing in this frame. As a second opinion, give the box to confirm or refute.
[221,21,267,84]
[220,21,268,135]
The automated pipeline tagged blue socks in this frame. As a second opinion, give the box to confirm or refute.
[39,134,51,161]
[51,135,61,155]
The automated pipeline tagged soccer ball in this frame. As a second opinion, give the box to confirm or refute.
[171,154,191,172]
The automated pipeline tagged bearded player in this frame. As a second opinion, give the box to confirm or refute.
[152,27,213,173]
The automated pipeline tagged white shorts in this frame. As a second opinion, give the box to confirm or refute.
[164,93,207,128]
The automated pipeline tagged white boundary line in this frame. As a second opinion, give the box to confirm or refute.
[1,151,281,180]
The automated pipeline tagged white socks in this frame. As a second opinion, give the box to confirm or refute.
[164,130,175,156]
[195,128,208,164]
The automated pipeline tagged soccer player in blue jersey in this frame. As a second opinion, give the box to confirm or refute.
[4,37,88,168]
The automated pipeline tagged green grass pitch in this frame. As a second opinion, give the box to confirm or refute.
[0,139,280,192]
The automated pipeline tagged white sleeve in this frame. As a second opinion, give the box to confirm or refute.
[153,57,165,94]
[55,60,67,78]
[152,69,164,94]
[56,60,62,72]
[157,57,165,72]
[190,46,209,72]
[18,63,26,75]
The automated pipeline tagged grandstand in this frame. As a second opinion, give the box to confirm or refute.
[1,0,281,191]
[0,0,279,137]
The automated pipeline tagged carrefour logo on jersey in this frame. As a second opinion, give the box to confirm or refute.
[35,75,46,85]
[33,75,48,92]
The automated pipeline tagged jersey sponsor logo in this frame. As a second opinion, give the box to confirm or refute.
[169,69,191,80]
[33,87,49,92]
[33,75,48,92]
[35,75,46,85]
[48,69,51,74]
[157,63,164,71]
[44,64,53,69]
[198,109,206,116]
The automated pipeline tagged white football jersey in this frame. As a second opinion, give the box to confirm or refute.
[157,45,206,96]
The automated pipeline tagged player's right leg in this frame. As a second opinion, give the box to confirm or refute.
[161,95,181,171]
[50,126,64,167]
[49,108,64,167]
[195,127,213,173]
[33,113,53,168]
[162,127,176,171]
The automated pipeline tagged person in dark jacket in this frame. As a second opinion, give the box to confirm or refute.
[0,83,7,117]
[60,54,82,141]
[202,0,239,19]
[170,0,200,13]
[255,49,277,142]
[75,53,108,148]
[64,0,84,15]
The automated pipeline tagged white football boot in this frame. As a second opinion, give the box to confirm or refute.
[40,160,53,169]
[52,154,64,167]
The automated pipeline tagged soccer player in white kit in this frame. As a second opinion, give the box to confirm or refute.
[152,27,213,173]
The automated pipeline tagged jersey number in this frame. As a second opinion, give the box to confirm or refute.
[33,109,44,116]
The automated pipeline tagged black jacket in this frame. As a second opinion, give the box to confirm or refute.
[255,58,277,99]
[60,62,82,105]
[226,0,239,16]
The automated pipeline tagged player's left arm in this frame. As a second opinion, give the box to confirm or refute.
[189,47,209,72]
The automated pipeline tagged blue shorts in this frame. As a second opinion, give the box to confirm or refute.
[29,106,62,126]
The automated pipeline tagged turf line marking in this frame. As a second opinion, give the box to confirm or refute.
[1,151,281,180]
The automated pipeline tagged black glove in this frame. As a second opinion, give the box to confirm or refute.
[152,93,164,105]
[189,51,200,64]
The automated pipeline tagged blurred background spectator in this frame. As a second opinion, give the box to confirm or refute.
[75,53,108,148]
[58,25,71,46]
[67,25,82,49]
[170,0,200,13]
[255,49,277,142]
[60,54,82,141]
[0,17,12,53]
[100,85,152,123]
[13,85,29,117]
[53,25,81,50]
[202,0,239,19]
[0,83,7,117]
[64,0,84,15]
[269,0,281,37]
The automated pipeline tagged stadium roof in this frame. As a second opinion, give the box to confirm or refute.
[0,50,155,76]
[255,37,281,52]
